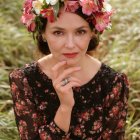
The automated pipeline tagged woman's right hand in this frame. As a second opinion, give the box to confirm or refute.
[51,61,81,109]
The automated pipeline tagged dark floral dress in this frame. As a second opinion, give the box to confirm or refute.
[9,61,129,140]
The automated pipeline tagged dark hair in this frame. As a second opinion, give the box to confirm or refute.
[35,7,100,55]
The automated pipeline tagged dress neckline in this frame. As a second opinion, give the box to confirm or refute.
[35,61,105,88]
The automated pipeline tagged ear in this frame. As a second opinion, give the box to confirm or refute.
[41,33,47,42]
[42,33,45,40]
[42,33,47,42]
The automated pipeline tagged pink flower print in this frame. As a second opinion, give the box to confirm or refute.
[19,120,28,138]
[102,131,110,139]
[23,77,28,85]
[112,87,119,94]
[123,74,129,86]
[49,122,57,133]
[64,1,79,12]
[16,102,25,111]
[40,7,55,22]
[102,129,112,139]
[96,106,103,112]
[39,102,48,110]
[74,125,82,136]
[110,93,115,99]
[94,12,112,32]
[121,110,127,117]
[92,120,102,131]
[11,82,17,93]
[90,108,95,115]
[117,119,125,128]
[39,131,48,140]
[80,0,98,15]
[32,113,37,119]
[81,112,90,121]
[87,138,93,140]
[45,89,49,93]
[36,81,41,87]
[111,106,119,116]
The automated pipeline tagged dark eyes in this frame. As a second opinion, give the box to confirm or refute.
[77,30,87,35]
[52,30,87,36]
[53,31,63,36]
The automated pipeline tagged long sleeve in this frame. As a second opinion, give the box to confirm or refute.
[9,68,69,140]
[101,73,129,140]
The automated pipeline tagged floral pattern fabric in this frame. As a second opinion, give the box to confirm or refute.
[9,61,129,140]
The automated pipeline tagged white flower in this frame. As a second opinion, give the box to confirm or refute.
[45,0,59,5]
[103,2,112,12]
[32,0,43,15]
[38,0,43,3]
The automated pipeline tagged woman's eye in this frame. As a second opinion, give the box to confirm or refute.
[53,31,63,36]
[77,30,86,35]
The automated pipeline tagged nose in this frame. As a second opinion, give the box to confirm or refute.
[65,34,75,49]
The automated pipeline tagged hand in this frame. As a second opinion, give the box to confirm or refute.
[51,61,81,108]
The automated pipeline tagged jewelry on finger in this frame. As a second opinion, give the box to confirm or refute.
[61,78,69,86]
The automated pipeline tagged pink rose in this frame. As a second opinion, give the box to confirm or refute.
[23,0,33,14]
[11,82,17,93]
[21,13,36,32]
[40,7,55,22]
[94,12,112,32]
[80,0,98,15]
[64,1,79,12]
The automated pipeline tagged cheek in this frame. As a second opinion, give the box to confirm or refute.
[77,37,91,49]
[47,38,64,51]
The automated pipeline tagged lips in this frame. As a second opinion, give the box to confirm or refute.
[63,52,78,58]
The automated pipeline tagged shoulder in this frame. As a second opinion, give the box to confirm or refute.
[101,64,129,109]
[9,61,37,80]
[100,63,129,92]
[101,63,129,83]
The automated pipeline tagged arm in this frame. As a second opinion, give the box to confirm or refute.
[101,73,129,140]
[54,105,73,133]
[9,69,70,140]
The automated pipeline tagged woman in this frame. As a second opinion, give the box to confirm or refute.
[9,0,129,139]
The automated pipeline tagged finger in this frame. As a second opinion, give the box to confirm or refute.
[55,81,80,95]
[53,76,81,87]
[54,77,81,92]
[69,77,81,84]
[51,61,67,79]
[63,81,81,89]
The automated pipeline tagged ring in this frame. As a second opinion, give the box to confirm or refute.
[61,78,69,86]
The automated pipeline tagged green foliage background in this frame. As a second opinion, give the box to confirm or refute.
[0,0,140,139]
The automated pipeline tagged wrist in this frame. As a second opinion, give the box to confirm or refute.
[59,104,73,112]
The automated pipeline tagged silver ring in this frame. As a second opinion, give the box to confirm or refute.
[61,78,69,86]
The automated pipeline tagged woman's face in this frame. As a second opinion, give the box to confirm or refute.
[43,11,94,66]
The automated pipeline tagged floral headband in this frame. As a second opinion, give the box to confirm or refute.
[21,0,113,33]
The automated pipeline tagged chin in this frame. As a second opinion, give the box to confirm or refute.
[57,54,82,66]
[65,58,81,66]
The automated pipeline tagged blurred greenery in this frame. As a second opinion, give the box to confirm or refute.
[0,0,140,139]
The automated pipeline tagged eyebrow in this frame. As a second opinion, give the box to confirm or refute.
[50,26,89,30]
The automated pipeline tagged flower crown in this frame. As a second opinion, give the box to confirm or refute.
[21,0,113,33]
